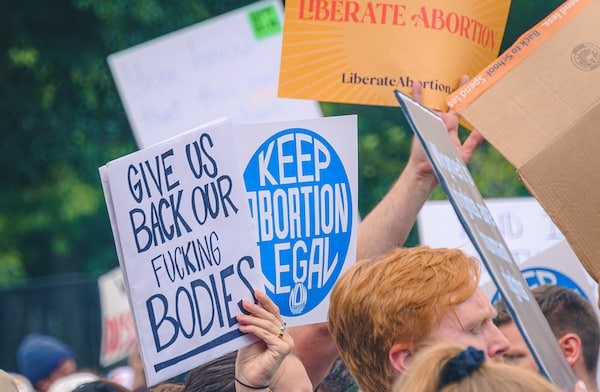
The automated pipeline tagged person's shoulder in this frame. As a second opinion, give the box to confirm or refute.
[0,370,19,392]
[7,372,34,392]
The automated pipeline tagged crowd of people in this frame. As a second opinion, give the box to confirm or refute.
[2,332,144,392]
[2,80,598,392]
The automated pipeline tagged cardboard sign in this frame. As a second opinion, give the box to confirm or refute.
[418,197,565,285]
[99,118,263,385]
[108,0,322,148]
[233,115,359,326]
[446,0,600,283]
[98,267,137,367]
[278,0,511,111]
[395,90,577,389]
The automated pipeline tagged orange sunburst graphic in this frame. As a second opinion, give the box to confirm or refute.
[278,0,512,111]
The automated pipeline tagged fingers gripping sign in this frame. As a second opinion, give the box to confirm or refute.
[235,290,295,391]
[408,75,484,179]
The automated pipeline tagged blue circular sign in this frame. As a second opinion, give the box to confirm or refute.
[244,128,352,316]
[491,267,588,304]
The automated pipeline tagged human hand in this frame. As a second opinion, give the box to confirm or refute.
[406,75,484,179]
[235,290,291,391]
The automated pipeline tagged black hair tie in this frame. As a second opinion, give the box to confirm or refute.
[438,346,485,390]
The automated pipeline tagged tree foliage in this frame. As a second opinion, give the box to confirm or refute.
[0,0,564,286]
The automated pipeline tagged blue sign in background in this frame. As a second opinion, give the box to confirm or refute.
[491,267,588,304]
[244,128,352,316]
[492,267,589,304]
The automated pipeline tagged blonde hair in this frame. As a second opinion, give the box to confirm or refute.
[328,246,480,392]
[393,343,561,392]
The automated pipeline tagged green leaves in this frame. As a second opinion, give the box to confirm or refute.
[0,0,557,285]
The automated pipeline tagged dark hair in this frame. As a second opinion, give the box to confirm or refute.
[183,351,236,392]
[494,284,600,375]
[149,382,184,392]
[492,295,513,327]
[438,346,484,389]
[73,379,132,392]
[316,358,357,392]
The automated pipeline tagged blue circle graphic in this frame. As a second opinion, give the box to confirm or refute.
[491,267,588,304]
[243,128,352,317]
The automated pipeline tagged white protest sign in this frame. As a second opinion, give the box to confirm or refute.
[395,90,577,389]
[108,0,322,149]
[482,240,599,310]
[418,197,565,285]
[99,118,263,386]
[233,115,359,326]
[98,267,137,367]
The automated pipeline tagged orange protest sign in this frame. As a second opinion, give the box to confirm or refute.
[278,0,511,111]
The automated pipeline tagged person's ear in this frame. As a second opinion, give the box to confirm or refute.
[389,343,416,374]
[557,333,582,366]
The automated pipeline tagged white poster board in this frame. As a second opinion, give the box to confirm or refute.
[233,115,359,326]
[100,118,263,385]
[418,197,565,285]
[108,0,322,149]
[482,240,599,311]
[98,267,137,367]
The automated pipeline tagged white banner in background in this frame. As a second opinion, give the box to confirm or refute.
[98,267,137,367]
[108,0,322,149]
[482,240,599,311]
[418,197,565,285]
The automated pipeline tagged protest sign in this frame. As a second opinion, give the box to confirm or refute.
[395,89,577,389]
[233,115,359,326]
[108,0,322,149]
[98,267,137,367]
[419,200,599,306]
[99,118,263,385]
[278,0,511,111]
[417,197,565,285]
[445,0,600,283]
[481,240,599,312]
